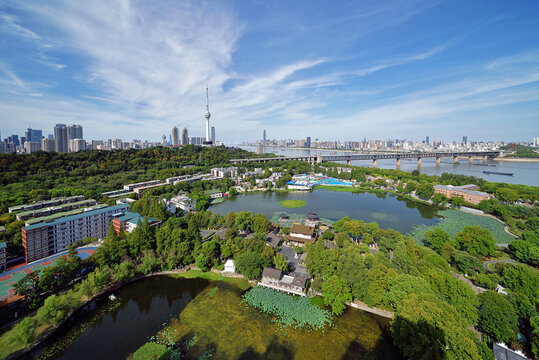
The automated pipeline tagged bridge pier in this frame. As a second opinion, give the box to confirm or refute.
[453,156,458,164]
[396,158,401,169]
[469,156,473,164]
[347,160,351,166]
[483,155,488,164]
[417,157,422,168]
[436,157,441,167]
[373,159,378,169]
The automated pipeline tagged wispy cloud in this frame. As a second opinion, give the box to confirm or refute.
[0,12,40,40]
[354,41,452,76]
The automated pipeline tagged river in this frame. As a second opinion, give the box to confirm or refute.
[210,188,439,234]
[29,276,403,360]
[239,146,539,186]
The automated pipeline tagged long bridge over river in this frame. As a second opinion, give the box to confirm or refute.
[230,151,501,169]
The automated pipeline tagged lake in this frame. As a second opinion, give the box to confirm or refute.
[30,276,403,360]
[240,146,539,187]
[210,188,439,233]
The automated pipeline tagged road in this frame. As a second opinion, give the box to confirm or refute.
[484,259,517,273]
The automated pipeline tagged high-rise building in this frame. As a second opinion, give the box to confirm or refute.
[26,128,43,145]
[8,135,19,147]
[41,138,55,152]
[263,130,266,146]
[161,134,166,146]
[306,137,311,148]
[67,124,83,141]
[172,126,179,146]
[256,142,264,155]
[426,136,430,144]
[54,124,68,153]
[211,126,215,144]
[69,139,85,152]
[24,142,41,154]
[182,127,189,145]
[203,86,212,146]
[533,137,539,147]
[462,136,468,144]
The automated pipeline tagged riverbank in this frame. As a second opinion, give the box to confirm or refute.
[493,157,539,162]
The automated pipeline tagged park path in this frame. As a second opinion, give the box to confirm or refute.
[483,259,517,273]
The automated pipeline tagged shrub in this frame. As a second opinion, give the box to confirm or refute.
[132,342,170,360]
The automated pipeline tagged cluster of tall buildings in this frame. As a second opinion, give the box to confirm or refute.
[165,87,217,147]
[1,124,84,154]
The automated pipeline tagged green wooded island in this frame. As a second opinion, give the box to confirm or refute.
[0,145,538,360]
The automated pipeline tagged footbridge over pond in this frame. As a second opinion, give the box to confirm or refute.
[230,151,501,169]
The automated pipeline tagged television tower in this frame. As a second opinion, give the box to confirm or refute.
[205,86,211,144]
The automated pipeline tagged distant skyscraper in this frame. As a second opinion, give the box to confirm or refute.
[426,136,430,144]
[69,139,85,152]
[306,137,311,148]
[54,124,68,153]
[204,86,212,145]
[462,136,468,144]
[534,137,539,147]
[26,128,43,144]
[162,134,167,146]
[263,130,266,146]
[67,124,83,152]
[41,138,55,152]
[256,142,264,155]
[211,126,215,144]
[67,124,83,140]
[172,126,179,145]
[182,127,189,145]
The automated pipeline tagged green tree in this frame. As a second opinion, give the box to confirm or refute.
[235,252,263,279]
[478,291,518,343]
[495,188,519,203]
[321,230,334,241]
[531,316,539,359]
[501,263,539,305]
[195,254,212,271]
[424,228,450,253]
[9,317,36,346]
[383,274,434,310]
[449,196,465,207]
[321,275,352,315]
[273,253,288,271]
[416,183,434,199]
[391,293,482,360]
[454,226,496,257]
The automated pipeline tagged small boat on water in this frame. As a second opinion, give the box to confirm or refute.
[483,171,513,176]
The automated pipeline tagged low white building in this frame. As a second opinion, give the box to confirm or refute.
[171,195,197,213]
[204,189,223,199]
[224,259,235,273]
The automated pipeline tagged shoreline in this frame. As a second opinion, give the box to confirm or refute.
[493,157,539,162]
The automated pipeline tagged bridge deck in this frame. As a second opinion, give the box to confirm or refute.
[230,151,500,163]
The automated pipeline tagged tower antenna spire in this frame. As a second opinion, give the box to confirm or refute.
[206,85,209,110]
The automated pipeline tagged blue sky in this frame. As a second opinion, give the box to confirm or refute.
[1,0,538,143]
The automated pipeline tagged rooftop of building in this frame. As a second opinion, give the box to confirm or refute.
[25,204,109,226]
[16,199,96,218]
[433,184,488,196]
[25,204,128,231]
[204,189,223,195]
[8,195,85,212]
[290,223,315,236]
[262,267,282,280]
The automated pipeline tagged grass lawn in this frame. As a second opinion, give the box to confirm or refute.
[172,270,250,291]
[279,200,306,208]
[409,209,514,245]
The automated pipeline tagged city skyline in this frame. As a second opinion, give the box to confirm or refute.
[1,1,539,142]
